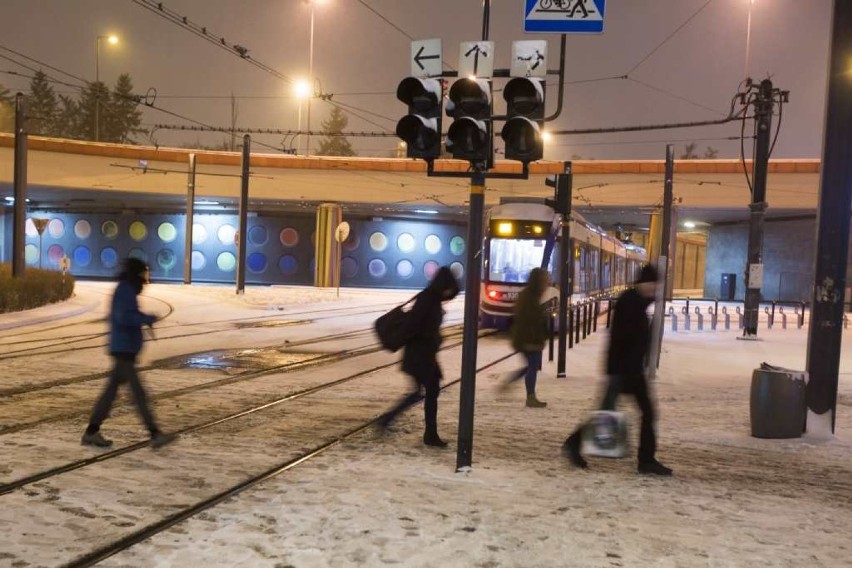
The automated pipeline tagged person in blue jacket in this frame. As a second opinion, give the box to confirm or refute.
[81,258,176,449]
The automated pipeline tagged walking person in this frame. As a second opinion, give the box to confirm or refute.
[501,267,550,408]
[562,264,672,476]
[81,258,176,449]
[378,266,460,447]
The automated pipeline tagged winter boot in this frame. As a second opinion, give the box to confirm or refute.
[638,459,673,476]
[150,431,178,449]
[81,431,113,448]
[562,434,587,470]
[423,431,448,448]
[525,394,547,408]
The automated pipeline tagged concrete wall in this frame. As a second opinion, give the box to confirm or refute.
[704,218,815,301]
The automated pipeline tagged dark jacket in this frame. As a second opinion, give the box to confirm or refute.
[400,267,460,376]
[510,283,549,352]
[109,276,156,356]
[606,287,653,379]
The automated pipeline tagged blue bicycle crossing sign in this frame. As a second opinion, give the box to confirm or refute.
[524,0,606,34]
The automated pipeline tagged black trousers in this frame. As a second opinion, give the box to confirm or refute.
[87,355,158,435]
[569,374,657,463]
[383,363,441,433]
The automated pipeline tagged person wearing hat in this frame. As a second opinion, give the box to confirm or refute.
[81,258,176,449]
[562,263,672,476]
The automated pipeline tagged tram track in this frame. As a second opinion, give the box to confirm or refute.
[0,328,490,496]
[50,349,511,568]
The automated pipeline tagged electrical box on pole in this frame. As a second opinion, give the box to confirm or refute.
[445,78,492,163]
[395,77,443,161]
[501,77,545,163]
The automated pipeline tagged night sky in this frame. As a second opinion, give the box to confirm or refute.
[0,0,832,160]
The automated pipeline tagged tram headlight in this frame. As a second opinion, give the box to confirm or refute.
[533,225,543,235]
[497,222,513,235]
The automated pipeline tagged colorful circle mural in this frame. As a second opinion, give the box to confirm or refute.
[343,233,360,252]
[217,224,236,246]
[424,234,442,255]
[74,220,92,240]
[192,223,208,244]
[397,233,416,253]
[48,219,65,239]
[47,245,64,266]
[128,248,148,263]
[341,257,358,278]
[129,221,148,242]
[157,249,177,271]
[217,252,237,272]
[424,260,439,280]
[191,251,206,271]
[450,236,465,256]
[369,232,388,252]
[249,226,268,246]
[368,259,387,279]
[396,259,414,279]
[158,222,177,243]
[278,255,298,276]
[25,219,38,238]
[102,221,119,240]
[100,247,119,269]
[247,252,267,273]
[73,246,91,267]
[280,228,299,248]
[450,262,464,281]
[24,244,38,265]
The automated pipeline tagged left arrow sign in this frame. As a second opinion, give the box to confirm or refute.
[410,39,442,78]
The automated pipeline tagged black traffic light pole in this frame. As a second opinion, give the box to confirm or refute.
[806,0,852,436]
[12,93,27,278]
[455,0,492,472]
[553,163,572,379]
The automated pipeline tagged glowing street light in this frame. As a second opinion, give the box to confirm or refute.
[95,34,120,142]
[304,0,329,155]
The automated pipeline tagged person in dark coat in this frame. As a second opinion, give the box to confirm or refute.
[378,266,460,447]
[81,258,176,449]
[562,264,672,476]
[501,267,550,407]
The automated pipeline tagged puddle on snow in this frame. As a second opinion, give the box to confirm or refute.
[234,319,311,329]
[158,348,317,371]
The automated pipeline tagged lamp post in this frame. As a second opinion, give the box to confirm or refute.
[305,0,327,156]
[294,79,311,154]
[745,0,755,79]
[95,34,118,142]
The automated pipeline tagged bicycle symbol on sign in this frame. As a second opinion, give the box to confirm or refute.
[537,0,593,18]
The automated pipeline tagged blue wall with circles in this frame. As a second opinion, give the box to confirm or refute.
[4,210,466,289]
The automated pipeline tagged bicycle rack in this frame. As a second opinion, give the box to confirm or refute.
[695,306,704,331]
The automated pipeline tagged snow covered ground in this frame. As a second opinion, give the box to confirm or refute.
[1,282,851,568]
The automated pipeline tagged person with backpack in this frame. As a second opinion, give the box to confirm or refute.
[500,267,550,408]
[378,266,460,447]
[81,258,176,449]
[562,264,672,476]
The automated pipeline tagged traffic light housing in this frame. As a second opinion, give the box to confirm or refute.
[501,77,545,163]
[396,77,443,161]
[446,78,492,163]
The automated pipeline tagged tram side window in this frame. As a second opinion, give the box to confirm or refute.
[489,238,547,283]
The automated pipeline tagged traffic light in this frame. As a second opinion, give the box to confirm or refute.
[501,77,545,163]
[445,78,492,163]
[395,77,443,161]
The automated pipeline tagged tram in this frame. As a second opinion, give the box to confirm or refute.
[480,199,646,329]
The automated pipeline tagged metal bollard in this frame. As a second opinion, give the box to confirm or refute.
[779,307,787,330]
[765,307,773,329]
[722,306,731,331]
[593,299,599,333]
[568,304,574,349]
[548,313,555,361]
[695,306,704,331]
[685,297,690,316]
[682,306,691,331]
[844,314,849,329]
[575,305,581,344]
[606,298,613,329]
[709,307,718,331]
[586,301,593,337]
[736,306,744,329]
[669,306,678,332]
[799,302,806,328]
[771,301,777,328]
[582,302,588,340]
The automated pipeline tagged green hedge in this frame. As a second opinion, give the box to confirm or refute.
[0,264,76,314]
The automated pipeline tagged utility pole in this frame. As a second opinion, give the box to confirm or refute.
[236,135,250,295]
[184,153,196,285]
[742,79,775,338]
[12,93,27,278]
[805,0,852,437]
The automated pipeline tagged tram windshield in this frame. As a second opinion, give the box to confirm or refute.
[488,238,549,283]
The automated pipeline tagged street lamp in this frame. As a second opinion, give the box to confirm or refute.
[293,79,311,154]
[744,0,755,80]
[95,34,119,142]
[305,0,328,156]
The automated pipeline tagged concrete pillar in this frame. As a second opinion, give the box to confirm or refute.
[314,203,342,287]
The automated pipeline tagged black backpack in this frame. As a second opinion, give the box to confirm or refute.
[375,296,417,352]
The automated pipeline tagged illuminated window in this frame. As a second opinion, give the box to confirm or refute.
[129,221,148,242]
[424,234,442,255]
[48,219,65,239]
[397,233,416,253]
[158,222,177,243]
[369,232,388,252]
[74,220,92,240]
[192,223,208,244]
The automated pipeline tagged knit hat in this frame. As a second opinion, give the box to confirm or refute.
[636,264,659,284]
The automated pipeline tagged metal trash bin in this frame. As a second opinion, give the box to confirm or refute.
[749,366,807,438]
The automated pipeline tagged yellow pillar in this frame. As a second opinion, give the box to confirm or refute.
[647,209,663,265]
[314,203,342,287]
